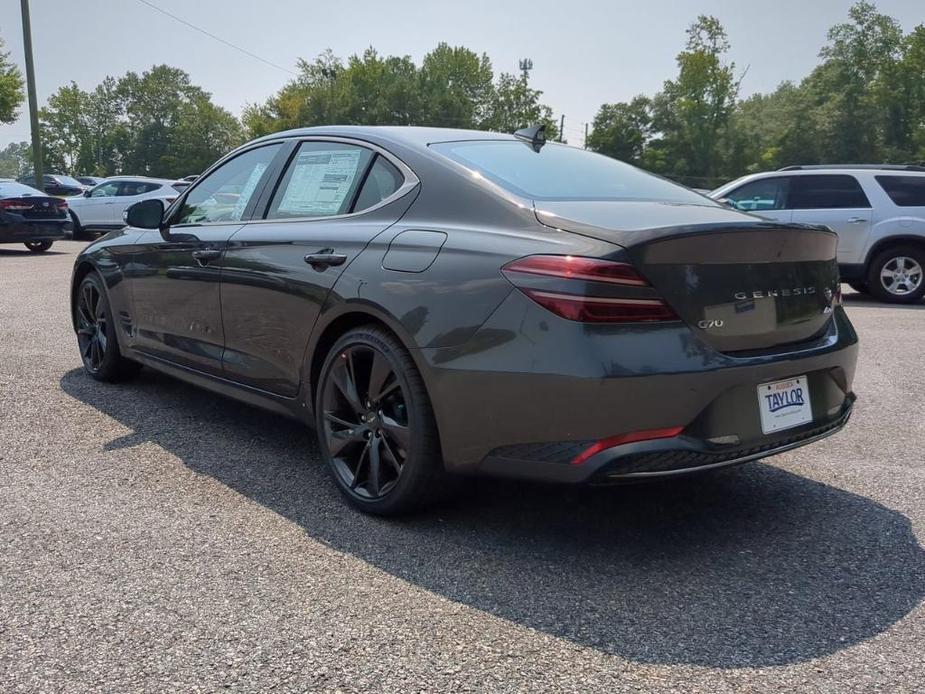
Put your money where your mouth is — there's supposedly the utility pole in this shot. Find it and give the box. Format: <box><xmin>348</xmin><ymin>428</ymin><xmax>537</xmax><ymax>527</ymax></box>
<box><xmin>584</xmin><ymin>122</ymin><xmax>589</xmax><ymax>149</ymax></box>
<box><xmin>559</xmin><ymin>114</ymin><xmax>565</xmax><ymax>143</ymax></box>
<box><xmin>20</xmin><ymin>0</ymin><xmax>43</xmax><ymax>187</ymax></box>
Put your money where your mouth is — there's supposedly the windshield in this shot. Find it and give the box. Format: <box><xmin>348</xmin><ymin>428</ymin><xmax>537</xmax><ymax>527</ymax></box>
<box><xmin>431</xmin><ymin>140</ymin><xmax>712</xmax><ymax>204</ymax></box>
<box><xmin>0</xmin><ymin>181</ymin><xmax>45</xmax><ymax>197</ymax></box>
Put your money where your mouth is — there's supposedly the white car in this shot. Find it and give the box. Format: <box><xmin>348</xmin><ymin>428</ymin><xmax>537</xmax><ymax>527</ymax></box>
<box><xmin>68</xmin><ymin>177</ymin><xmax>186</xmax><ymax>239</ymax></box>
<box><xmin>711</xmin><ymin>165</ymin><xmax>925</xmax><ymax>303</ymax></box>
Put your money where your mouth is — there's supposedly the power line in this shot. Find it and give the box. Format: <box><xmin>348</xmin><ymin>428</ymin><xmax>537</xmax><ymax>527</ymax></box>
<box><xmin>135</xmin><ymin>0</ymin><xmax>296</xmax><ymax>76</ymax></box>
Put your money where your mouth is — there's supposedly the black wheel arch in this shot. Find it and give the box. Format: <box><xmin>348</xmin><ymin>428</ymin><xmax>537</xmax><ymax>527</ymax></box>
<box><xmin>304</xmin><ymin>301</ymin><xmax>432</xmax><ymax>411</ymax></box>
<box><xmin>864</xmin><ymin>235</ymin><xmax>925</xmax><ymax>270</ymax></box>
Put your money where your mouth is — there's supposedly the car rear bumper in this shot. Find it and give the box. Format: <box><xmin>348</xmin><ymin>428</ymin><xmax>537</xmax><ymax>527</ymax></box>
<box><xmin>419</xmin><ymin>291</ymin><xmax>859</xmax><ymax>481</ymax></box>
<box><xmin>0</xmin><ymin>220</ymin><xmax>72</xmax><ymax>243</ymax></box>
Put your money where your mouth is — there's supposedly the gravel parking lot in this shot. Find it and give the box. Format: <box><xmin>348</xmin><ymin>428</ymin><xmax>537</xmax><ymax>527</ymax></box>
<box><xmin>1</xmin><ymin>240</ymin><xmax>923</xmax><ymax>693</ymax></box>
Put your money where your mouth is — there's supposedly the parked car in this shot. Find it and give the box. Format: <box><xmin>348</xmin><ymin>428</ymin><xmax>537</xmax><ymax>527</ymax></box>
<box><xmin>76</xmin><ymin>175</ymin><xmax>106</xmax><ymax>187</ymax></box>
<box><xmin>17</xmin><ymin>173</ymin><xmax>86</xmax><ymax>197</ymax></box>
<box><xmin>70</xmin><ymin>126</ymin><xmax>858</xmax><ymax>515</ymax></box>
<box><xmin>0</xmin><ymin>180</ymin><xmax>72</xmax><ymax>252</ymax></box>
<box><xmin>711</xmin><ymin>165</ymin><xmax>925</xmax><ymax>303</ymax></box>
<box><xmin>67</xmin><ymin>176</ymin><xmax>187</xmax><ymax>239</ymax></box>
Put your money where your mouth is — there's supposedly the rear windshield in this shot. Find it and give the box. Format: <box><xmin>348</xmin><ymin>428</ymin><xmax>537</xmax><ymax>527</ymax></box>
<box><xmin>55</xmin><ymin>175</ymin><xmax>84</xmax><ymax>187</ymax></box>
<box><xmin>0</xmin><ymin>181</ymin><xmax>45</xmax><ymax>197</ymax></box>
<box><xmin>876</xmin><ymin>175</ymin><xmax>925</xmax><ymax>207</ymax></box>
<box><xmin>431</xmin><ymin>140</ymin><xmax>711</xmax><ymax>204</ymax></box>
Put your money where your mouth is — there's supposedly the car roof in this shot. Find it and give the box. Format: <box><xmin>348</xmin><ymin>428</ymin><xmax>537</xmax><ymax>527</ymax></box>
<box><xmin>251</xmin><ymin>125</ymin><xmax>516</xmax><ymax>149</ymax></box>
<box><xmin>103</xmin><ymin>176</ymin><xmax>174</xmax><ymax>184</ymax></box>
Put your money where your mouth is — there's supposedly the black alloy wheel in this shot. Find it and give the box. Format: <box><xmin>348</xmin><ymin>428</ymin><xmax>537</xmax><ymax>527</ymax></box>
<box><xmin>24</xmin><ymin>240</ymin><xmax>52</xmax><ymax>252</ymax></box>
<box><xmin>74</xmin><ymin>273</ymin><xmax>141</xmax><ymax>382</ymax></box>
<box><xmin>316</xmin><ymin>326</ymin><xmax>444</xmax><ymax>515</ymax></box>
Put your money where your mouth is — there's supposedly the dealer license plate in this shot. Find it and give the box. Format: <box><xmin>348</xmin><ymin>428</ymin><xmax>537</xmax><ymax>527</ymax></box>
<box><xmin>757</xmin><ymin>376</ymin><xmax>813</xmax><ymax>434</ymax></box>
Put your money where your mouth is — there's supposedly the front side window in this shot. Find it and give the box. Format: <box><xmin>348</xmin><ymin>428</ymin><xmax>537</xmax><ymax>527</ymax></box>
<box><xmin>267</xmin><ymin>142</ymin><xmax>374</xmax><ymax>219</ymax></box>
<box><xmin>789</xmin><ymin>175</ymin><xmax>870</xmax><ymax>209</ymax></box>
<box><xmin>91</xmin><ymin>181</ymin><xmax>120</xmax><ymax>198</ymax></box>
<box><xmin>876</xmin><ymin>175</ymin><xmax>925</xmax><ymax>207</ymax></box>
<box><xmin>724</xmin><ymin>177</ymin><xmax>788</xmax><ymax>211</ymax></box>
<box><xmin>173</xmin><ymin>144</ymin><xmax>281</xmax><ymax>225</ymax></box>
<box><xmin>431</xmin><ymin>140</ymin><xmax>712</xmax><ymax>204</ymax></box>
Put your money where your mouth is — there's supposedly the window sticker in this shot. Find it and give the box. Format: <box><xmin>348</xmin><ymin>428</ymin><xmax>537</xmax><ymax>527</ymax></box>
<box><xmin>277</xmin><ymin>149</ymin><xmax>362</xmax><ymax>217</ymax></box>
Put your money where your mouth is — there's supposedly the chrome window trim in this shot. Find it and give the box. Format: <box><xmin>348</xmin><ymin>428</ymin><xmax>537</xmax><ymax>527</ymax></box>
<box><xmin>169</xmin><ymin>136</ymin><xmax>419</xmax><ymax>229</ymax></box>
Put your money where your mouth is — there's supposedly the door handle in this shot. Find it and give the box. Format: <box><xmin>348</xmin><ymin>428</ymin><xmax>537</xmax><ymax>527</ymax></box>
<box><xmin>847</xmin><ymin>216</ymin><xmax>867</xmax><ymax>224</ymax></box>
<box><xmin>304</xmin><ymin>249</ymin><xmax>348</xmax><ymax>270</ymax></box>
<box><xmin>191</xmin><ymin>249</ymin><xmax>222</xmax><ymax>266</ymax></box>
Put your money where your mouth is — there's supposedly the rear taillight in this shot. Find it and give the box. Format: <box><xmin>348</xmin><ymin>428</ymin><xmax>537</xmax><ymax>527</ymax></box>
<box><xmin>502</xmin><ymin>255</ymin><xmax>679</xmax><ymax>323</ymax></box>
<box><xmin>0</xmin><ymin>199</ymin><xmax>33</xmax><ymax>212</ymax></box>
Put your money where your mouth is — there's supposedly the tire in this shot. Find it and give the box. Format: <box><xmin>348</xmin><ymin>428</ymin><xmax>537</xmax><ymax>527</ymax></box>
<box><xmin>847</xmin><ymin>282</ymin><xmax>867</xmax><ymax>294</ymax></box>
<box><xmin>314</xmin><ymin>325</ymin><xmax>446</xmax><ymax>516</ymax></box>
<box><xmin>69</xmin><ymin>211</ymin><xmax>87</xmax><ymax>241</ymax></box>
<box><xmin>866</xmin><ymin>245</ymin><xmax>925</xmax><ymax>304</ymax></box>
<box><xmin>74</xmin><ymin>272</ymin><xmax>142</xmax><ymax>382</ymax></box>
<box><xmin>24</xmin><ymin>240</ymin><xmax>52</xmax><ymax>252</ymax></box>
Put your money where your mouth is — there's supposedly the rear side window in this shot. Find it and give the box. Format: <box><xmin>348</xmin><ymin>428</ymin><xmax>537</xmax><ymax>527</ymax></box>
<box><xmin>353</xmin><ymin>156</ymin><xmax>403</xmax><ymax>212</ymax></box>
<box><xmin>789</xmin><ymin>175</ymin><xmax>870</xmax><ymax>209</ymax></box>
<box><xmin>267</xmin><ymin>142</ymin><xmax>374</xmax><ymax>219</ymax></box>
<box><xmin>431</xmin><ymin>140</ymin><xmax>711</xmax><ymax>204</ymax></box>
<box><xmin>118</xmin><ymin>181</ymin><xmax>162</xmax><ymax>196</ymax></box>
<box><xmin>724</xmin><ymin>177</ymin><xmax>789</xmax><ymax>211</ymax></box>
<box><xmin>876</xmin><ymin>175</ymin><xmax>925</xmax><ymax>207</ymax></box>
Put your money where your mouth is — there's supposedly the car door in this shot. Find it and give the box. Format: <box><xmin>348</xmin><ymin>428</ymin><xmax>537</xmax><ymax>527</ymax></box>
<box><xmin>219</xmin><ymin>139</ymin><xmax>417</xmax><ymax>396</ymax></box>
<box><xmin>788</xmin><ymin>174</ymin><xmax>872</xmax><ymax>264</ymax></box>
<box><xmin>80</xmin><ymin>181</ymin><xmax>121</xmax><ymax>226</ymax></box>
<box><xmin>721</xmin><ymin>176</ymin><xmax>793</xmax><ymax>224</ymax></box>
<box><xmin>128</xmin><ymin>143</ymin><xmax>284</xmax><ymax>376</ymax></box>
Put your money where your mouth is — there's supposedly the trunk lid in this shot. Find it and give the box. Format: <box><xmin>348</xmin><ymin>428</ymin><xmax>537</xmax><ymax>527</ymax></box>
<box><xmin>535</xmin><ymin>200</ymin><xmax>840</xmax><ymax>353</ymax></box>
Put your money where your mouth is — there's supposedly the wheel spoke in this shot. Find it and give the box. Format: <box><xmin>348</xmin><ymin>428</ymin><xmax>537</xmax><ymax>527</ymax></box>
<box><xmin>97</xmin><ymin>328</ymin><xmax>108</xmax><ymax>352</ymax></box>
<box><xmin>367</xmin><ymin>436</ymin><xmax>382</xmax><ymax>497</ymax></box>
<box><xmin>380</xmin><ymin>435</ymin><xmax>403</xmax><ymax>476</ymax></box>
<box><xmin>381</xmin><ymin>414</ymin><xmax>410</xmax><ymax>453</ymax></box>
<box><xmin>350</xmin><ymin>441</ymin><xmax>370</xmax><ymax>490</ymax></box>
<box><xmin>81</xmin><ymin>337</ymin><xmax>93</xmax><ymax>359</ymax></box>
<box><xmin>332</xmin><ymin>352</ymin><xmax>363</xmax><ymax>415</ymax></box>
<box><xmin>90</xmin><ymin>338</ymin><xmax>101</xmax><ymax>368</ymax></box>
<box><xmin>324</xmin><ymin>411</ymin><xmax>359</xmax><ymax>429</ymax></box>
<box><xmin>328</xmin><ymin>427</ymin><xmax>364</xmax><ymax>458</ymax></box>
<box><xmin>366</xmin><ymin>351</ymin><xmax>394</xmax><ymax>403</ymax></box>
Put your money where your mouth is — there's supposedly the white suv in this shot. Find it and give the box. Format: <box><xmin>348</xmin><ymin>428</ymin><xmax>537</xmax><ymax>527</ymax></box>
<box><xmin>68</xmin><ymin>177</ymin><xmax>186</xmax><ymax>239</ymax></box>
<box><xmin>711</xmin><ymin>165</ymin><xmax>925</xmax><ymax>303</ymax></box>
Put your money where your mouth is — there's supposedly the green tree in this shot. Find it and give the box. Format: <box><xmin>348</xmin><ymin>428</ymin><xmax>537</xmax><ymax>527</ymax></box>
<box><xmin>0</xmin><ymin>35</ymin><xmax>24</xmax><ymax>124</ymax></box>
<box><xmin>39</xmin><ymin>83</ymin><xmax>89</xmax><ymax>173</ymax></box>
<box><xmin>419</xmin><ymin>43</ymin><xmax>494</xmax><ymax>128</ymax></box>
<box><xmin>482</xmin><ymin>72</ymin><xmax>558</xmax><ymax>139</ymax></box>
<box><xmin>646</xmin><ymin>15</ymin><xmax>739</xmax><ymax>184</ymax></box>
<box><xmin>585</xmin><ymin>96</ymin><xmax>651</xmax><ymax>164</ymax></box>
<box><xmin>0</xmin><ymin>141</ymin><xmax>30</xmax><ymax>177</ymax></box>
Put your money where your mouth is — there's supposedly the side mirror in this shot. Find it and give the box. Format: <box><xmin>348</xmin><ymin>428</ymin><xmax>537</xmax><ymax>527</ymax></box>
<box><xmin>83</xmin><ymin>189</ymin><xmax>91</xmax><ymax>197</ymax></box>
<box><xmin>125</xmin><ymin>198</ymin><xmax>165</xmax><ymax>230</ymax></box>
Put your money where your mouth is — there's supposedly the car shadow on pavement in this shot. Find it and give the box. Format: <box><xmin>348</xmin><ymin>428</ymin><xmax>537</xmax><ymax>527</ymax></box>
<box><xmin>60</xmin><ymin>367</ymin><xmax>925</xmax><ymax>669</ymax></box>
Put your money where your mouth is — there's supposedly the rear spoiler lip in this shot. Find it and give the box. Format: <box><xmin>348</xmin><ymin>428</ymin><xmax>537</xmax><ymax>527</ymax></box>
<box><xmin>535</xmin><ymin>204</ymin><xmax>836</xmax><ymax>249</ymax></box>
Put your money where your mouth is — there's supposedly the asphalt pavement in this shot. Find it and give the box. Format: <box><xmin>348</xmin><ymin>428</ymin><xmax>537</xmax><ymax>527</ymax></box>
<box><xmin>1</xmin><ymin>241</ymin><xmax>923</xmax><ymax>692</ymax></box>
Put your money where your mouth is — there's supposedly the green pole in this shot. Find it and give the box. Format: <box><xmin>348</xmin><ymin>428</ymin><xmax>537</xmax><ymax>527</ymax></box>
<box><xmin>20</xmin><ymin>0</ymin><xmax>43</xmax><ymax>188</ymax></box>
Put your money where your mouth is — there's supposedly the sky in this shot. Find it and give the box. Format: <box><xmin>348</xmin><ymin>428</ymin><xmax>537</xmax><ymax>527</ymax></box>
<box><xmin>0</xmin><ymin>0</ymin><xmax>922</xmax><ymax>149</ymax></box>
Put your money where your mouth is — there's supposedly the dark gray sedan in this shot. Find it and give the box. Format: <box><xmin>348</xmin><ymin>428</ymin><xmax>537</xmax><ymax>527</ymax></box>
<box><xmin>69</xmin><ymin>126</ymin><xmax>858</xmax><ymax>515</ymax></box>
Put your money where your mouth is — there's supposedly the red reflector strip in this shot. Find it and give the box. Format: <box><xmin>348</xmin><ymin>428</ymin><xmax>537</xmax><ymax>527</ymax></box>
<box><xmin>0</xmin><ymin>200</ymin><xmax>33</xmax><ymax>211</ymax></box>
<box><xmin>523</xmin><ymin>289</ymin><xmax>678</xmax><ymax>323</ymax></box>
<box><xmin>503</xmin><ymin>255</ymin><xmax>649</xmax><ymax>286</ymax></box>
<box><xmin>571</xmin><ymin>426</ymin><xmax>685</xmax><ymax>466</ymax></box>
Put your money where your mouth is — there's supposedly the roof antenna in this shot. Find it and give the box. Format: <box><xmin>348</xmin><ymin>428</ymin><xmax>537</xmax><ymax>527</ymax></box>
<box><xmin>514</xmin><ymin>124</ymin><xmax>546</xmax><ymax>152</ymax></box>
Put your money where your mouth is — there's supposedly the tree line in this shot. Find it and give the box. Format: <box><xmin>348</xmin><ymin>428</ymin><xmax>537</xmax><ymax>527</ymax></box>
<box><xmin>1</xmin><ymin>2</ymin><xmax>922</xmax><ymax>188</ymax></box>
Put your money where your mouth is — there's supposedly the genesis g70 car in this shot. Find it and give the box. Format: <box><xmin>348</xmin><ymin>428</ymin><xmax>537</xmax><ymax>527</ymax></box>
<box><xmin>70</xmin><ymin>126</ymin><xmax>858</xmax><ymax>515</ymax></box>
